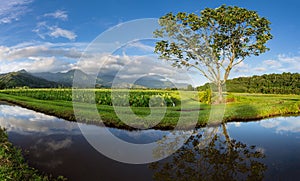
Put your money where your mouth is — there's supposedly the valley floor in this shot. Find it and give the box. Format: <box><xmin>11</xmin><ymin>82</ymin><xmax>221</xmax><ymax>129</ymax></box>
<box><xmin>0</xmin><ymin>91</ymin><xmax>299</xmax><ymax>180</ymax></box>
<box><xmin>0</xmin><ymin>91</ymin><xmax>299</xmax><ymax>130</ymax></box>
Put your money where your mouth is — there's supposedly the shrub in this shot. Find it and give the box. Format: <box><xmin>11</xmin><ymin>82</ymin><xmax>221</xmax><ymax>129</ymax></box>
<box><xmin>225</xmin><ymin>93</ymin><xmax>235</xmax><ymax>103</ymax></box>
<box><xmin>198</xmin><ymin>89</ymin><xmax>212</xmax><ymax>104</ymax></box>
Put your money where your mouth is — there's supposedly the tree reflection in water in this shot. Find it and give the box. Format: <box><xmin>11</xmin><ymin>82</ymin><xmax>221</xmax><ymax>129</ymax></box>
<box><xmin>150</xmin><ymin>123</ymin><xmax>267</xmax><ymax>181</ymax></box>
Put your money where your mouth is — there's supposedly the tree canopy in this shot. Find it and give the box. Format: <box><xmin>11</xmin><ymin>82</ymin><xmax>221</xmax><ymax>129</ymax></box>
<box><xmin>198</xmin><ymin>72</ymin><xmax>300</xmax><ymax>95</ymax></box>
<box><xmin>154</xmin><ymin>5</ymin><xmax>272</xmax><ymax>102</ymax></box>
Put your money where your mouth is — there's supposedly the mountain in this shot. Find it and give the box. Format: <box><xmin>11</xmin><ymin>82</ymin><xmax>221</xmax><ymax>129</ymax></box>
<box><xmin>2</xmin><ymin>69</ymin><xmax>298</xmax><ymax>92</ymax></box>
<box><xmin>0</xmin><ymin>70</ymin><xmax>59</xmax><ymax>89</ymax></box>
<box><xmin>0</xmin><ymin>69</ymin><xmax>190</xmax><ymax>89</ymax></box>
<box><xmin>96</xmin><ymin>72</ymin><xmax>116</xmax><ymax>87</ymax></box>
<box><xmin>197</xmin><ymin>72</ymin><xmax>300</xmax><ymax>95</ymax></box>
<box><xmin>134</xmin><ymin>75</ymin><xmax>187</xmax><ymax>89</ymax></box>
<box><xmin>32</xmin><ymin>69</ymin><xmax>97</xmax><ymax>87</ymax></box>
<box><xmin>97</xmin><ymin>73</ymin><xmax>189</xmax><ymax>89</ymax></box>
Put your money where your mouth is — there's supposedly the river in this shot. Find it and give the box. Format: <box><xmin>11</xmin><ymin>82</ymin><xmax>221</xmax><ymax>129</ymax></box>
<box><xmin>0</xmin><ymin>103</ymin><xmax>300</xmax><ymax>180</ymax></box>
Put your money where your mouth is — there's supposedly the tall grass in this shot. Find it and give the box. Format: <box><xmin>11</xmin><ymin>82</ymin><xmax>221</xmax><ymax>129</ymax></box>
<box><xmin>0</xmin><ymin>89</ymin><xmax>180</xmax><ymax>107</ymax></box>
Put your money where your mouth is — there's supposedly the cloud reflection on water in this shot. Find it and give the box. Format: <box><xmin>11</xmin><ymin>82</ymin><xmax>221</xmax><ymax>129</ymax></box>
<box><xmin>0</xmin><ymin>105</ymin><xmax>80</xmax><ymax>135</ymax></box>
<box><xmin>260</xmin><ymin>116</ymin><xmax>300</xmax><ymax>133</ymax></box>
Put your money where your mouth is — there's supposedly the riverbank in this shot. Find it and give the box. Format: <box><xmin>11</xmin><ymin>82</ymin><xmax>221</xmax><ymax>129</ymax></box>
<box><xmin>0</xmin><ymin>92</ymin><xmax>299</xmax><ymax>130</ymax></box>
<box><xmin>0</xmin><ymin>128</ymin><xmax>66</xmax><ymax>180</ymax></box>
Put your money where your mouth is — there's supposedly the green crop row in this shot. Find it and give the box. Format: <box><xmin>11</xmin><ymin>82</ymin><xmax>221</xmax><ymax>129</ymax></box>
<box><xmin>0</xmin><ymin>89</ymin><xmax>180</xmax><ymax>107</ymax></box>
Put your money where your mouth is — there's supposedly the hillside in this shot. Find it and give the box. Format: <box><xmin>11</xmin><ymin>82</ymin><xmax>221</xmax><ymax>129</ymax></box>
<box><xmin>34</xmin><ymin>70</ymin><xmax>188</xmax><ymax>89</ymax></box>
<box><xmin>32</xmin><ymin>69</ymin><xmax>99</xmax><ymax>87</ymax></box>
<box><xmin>96</xmin><ymin>72</ymin><xmax>188</xmax><ymax>88</ymax></box>
<box><xmin>0</xmin><ymin>70</ymin><xmax>59</xmax><ymax>89</ymax></box>
<box><xmin>0</xmin><ymin>69</ymin><xmax>187</xmax><ymax>89</ymax></box>
<box><xmin>197</xmin><ymin>72</ymin><xmax>300</xmax><ymax>94</ymax></box>
<box><xmin>8</xmin><ymin>70</ymin><xmax>298</xmax><ymax>91</ymax></box>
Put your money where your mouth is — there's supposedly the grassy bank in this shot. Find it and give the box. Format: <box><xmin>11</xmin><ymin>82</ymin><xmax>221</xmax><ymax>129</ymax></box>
<box><xmin>0</xmin><ymin>128</ymin><xmax>66</xmax><ymax>181</ymax></box>
<box><xmin>224</xmin><ymin>93</ymin><xmax>300</xmax><ymax>121</ymax></box>
<box><xmin>0</xmin><ymin>90</ymin><xmax>299</xmax><ymax>129</ymax></box>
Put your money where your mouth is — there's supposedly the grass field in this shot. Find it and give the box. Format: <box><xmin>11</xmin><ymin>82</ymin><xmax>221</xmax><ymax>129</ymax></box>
<box><xmin>0</xmin><ymin>89</ymin><xmax>299</xmax><ymax>129</ymax></box>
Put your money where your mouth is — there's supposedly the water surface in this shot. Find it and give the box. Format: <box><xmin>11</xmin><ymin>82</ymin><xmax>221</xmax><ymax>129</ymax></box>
<box><xmin>0</xmin><ymin>103</ymin><xmax>300</xmax><ymax>180</ymax></box>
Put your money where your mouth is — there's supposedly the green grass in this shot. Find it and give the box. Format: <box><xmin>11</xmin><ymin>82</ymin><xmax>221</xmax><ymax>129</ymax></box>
<box><xmin>0</xmin><ymin>89</ymin><xmax>299</xmax><ymax>129</ymax></box>
<box><xmin>224</xmin><ymin>93</ymin><xmax>300</xmax><ymax>121</ymax></box>
<box><xmin>0</xmin><ymin>91</ymin><xmax>202</xmax><ymax>129</ymax></box>
<box><xmin>0</xmin><ymin>128</ymin><xmax>66</xmax><ymax>181</ymax></box>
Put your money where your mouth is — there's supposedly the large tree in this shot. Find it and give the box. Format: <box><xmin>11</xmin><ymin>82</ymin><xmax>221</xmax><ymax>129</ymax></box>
<box><xmin>154</xmin><ymin>5</ymin><xmax>272</xmax><ymax>103</ymax></box>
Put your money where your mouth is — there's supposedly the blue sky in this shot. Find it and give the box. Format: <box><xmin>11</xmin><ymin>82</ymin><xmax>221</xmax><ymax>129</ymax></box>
<box><xmin>0</xmin><ymin>0</ymin><xmax>299</xmax><ymax>86</ymax></box>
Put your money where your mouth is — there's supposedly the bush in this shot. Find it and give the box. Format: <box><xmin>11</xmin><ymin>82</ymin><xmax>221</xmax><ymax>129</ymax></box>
<box><xmin>225</xmin><ymin>93</ymin><xmax>236</xmax><ymax>103</ymax></box>
<box><xmin>198</xmin><ymin>89</ymin><xmax>212</xmax><ymax>104</ymax></box>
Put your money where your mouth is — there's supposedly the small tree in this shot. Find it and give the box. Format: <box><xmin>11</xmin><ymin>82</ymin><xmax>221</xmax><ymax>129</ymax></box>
<box><xmin>154</xmin><ymin>5</ymin><xmax>272</xmax><ymax>103</ymax></box>
<box><xmin>187</xmin><ymin>84</ymin><xmax>194</xmax><ymax>91</ymax></box>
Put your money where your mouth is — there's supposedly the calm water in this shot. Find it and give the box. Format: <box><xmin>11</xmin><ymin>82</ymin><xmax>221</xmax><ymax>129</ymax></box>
<box><xmin>0</xmin><ymin>103</ymin><xmax>300</xmax><ymax>180</ymax></box>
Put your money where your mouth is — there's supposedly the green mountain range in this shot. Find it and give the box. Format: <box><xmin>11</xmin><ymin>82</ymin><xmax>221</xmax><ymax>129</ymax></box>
<box><xmin>3</xmin><ymin>69</ymin><xmax>298</xmax><ymax>93</ymax></box>
<box><xmin>197</xmin><ymin>72</ymin><xmax>300</xmax><ymax>94</ymax></box>
<box><xmin>0</xmin><ymin>69</ymin><xmax>187</xmax><ymax>89</ymax></box>
<box><xmin>0</xmin><ymin>70</ymin><xmax>59</xmax><ymax>89</ymax></box>
<box><xmin>32</xmin><ymin>69</ymin><xmax>98</xmax><ymax>87</ymax></box>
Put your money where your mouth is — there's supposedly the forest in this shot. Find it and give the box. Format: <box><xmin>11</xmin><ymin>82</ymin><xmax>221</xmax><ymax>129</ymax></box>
<box><xmin>197</xmin><ymin>72</ymin><xmax>300</xmax><ymax>94</ymax></box>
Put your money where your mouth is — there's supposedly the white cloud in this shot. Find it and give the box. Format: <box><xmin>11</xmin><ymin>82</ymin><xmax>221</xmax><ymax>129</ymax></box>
<box><xmin>32</xmin><ymin>21</ymin><xmax>48</xmax><ymax>39</ymax></box>
<box><xmin>44</xmin><ymin>10</ymin><xmax>68</xmax><ymax>21</ymax></box>
<box><xmin>232</xmin><ymin>54</ymin><xmax>300</xmax><ymax>77</ymax></box>
<box><xmin>254</xmin><ymin>67</ymin><xmax>266</xmax><ymax>72</ymax></box>
<box><xmin>33</xmin><ymin>22</ymin><xmax>77</xmax><ymax>40</ymax></box>
<box><xmin>0</xmin><ymin>56</ymin><xmax>71</xmax><ymax>73</ymax></box>
<box><xmin>276</xmin><ymin>54</ymin><xmax>300</xmax><ymax>72</ymax></box>
<box><xmin>278</xmin><ymin>54</ymin><xmax>300</xmax><ymax>63</ymax></box>
<box><xmin>276</xmin><ymin>55</ymin><xmax>300</xmax><ymax>72</ymax></box>
<box><xmin>28</xmin><ymin>56</ymin><xmax>71</xmax><ymax>72</ymax></box>
<box><xmin>0</xmin><ymin>43</ymin><xmax>83</xmax><ymax>61</ymax></box>
<box><xmin>263</xmin><ymin>59</ymin><xmax>282</xmax><ymax>68</ymax></box>
<box><xmin>73</xmin><ymin>53</ymin><xmax>191</xmax><ymax>83</ymax></box>
<box><xmin>71</xmin><ymin>53</ymin><xmax>114</xmax><ymax>74</ymax></box>
<box><xmin>0</xmin><ymin>41</ymin><xmax>196</xmax><ymax>85</ymax></box>
<box><xmin>49</xmin><ymin>27</ymin><xmax>77</xmax><ymax>40</ymax></box>
<box><xmin>233</xmin><ymin>62</ymin><xmax>250</xmax><ymax>73</ymax></box>
<box><xmin>0</xmin><ymin>0</ymin><xmax>33</xmax><ymax>24</ymax></box>
<box><xmin>126</xmin><ymin>41</ymin><xmax>155</xmax><ymax>53</ymax></box>
<box><xmin>0</xmin><ymin>42</ymin><xmax>87</xmax><ymax>73</ymax></box>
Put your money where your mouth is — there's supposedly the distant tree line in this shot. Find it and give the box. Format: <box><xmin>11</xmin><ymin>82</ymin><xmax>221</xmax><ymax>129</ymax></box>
<box><xmin>197</xmin><ymin>72</ymin><xmax>300</xmax><ymax>95</ymax></box>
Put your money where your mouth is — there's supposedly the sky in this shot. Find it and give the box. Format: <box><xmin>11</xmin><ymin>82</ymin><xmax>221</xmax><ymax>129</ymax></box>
<box><xmin>0</xmin><ymin>0</ymin><xmax>299</xmax><ymax>86</ymax></box>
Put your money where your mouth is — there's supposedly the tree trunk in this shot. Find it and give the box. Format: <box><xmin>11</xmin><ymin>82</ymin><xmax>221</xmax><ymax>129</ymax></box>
<box><xmin>216</xmin><ymin>81</ymin><xmax>223</xmax><ymax>104</ymax></box>
<box><xmin>222</xmin><ymin>123</ymin><xmax>233</xmax><ymax>154</ymax></box>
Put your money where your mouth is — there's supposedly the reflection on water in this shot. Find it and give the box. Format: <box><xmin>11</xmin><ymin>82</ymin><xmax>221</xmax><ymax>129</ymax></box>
<box><xmin>0</xmin><ymin>104</ymin><xmax>161</xmax><ymax>181</ymax></box>
<box><xmin>260</xmin><ymin>116</ymin><xmax>300</xmax><ymax>133</ymax></box>
<box><xmin>150</xmin><ymin>124</ymin><xmax>267</xmax><ymax>181</ymax></box>
<box><xmin>0</xmin><ymin>103</ymin><xmax>300</xmax><ymax>180</ymax></box>
<box><xmin>0</xmin><ymin>105</ymin><xmax>80</xmax><ymax>135</ymax></box>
